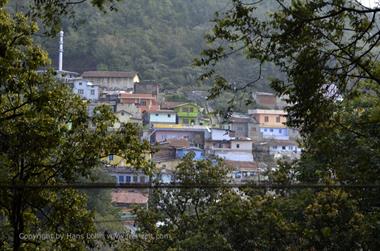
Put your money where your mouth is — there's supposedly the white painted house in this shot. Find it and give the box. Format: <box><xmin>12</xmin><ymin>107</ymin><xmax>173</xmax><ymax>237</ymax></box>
<box><xmin>73</xmin><ymin>79</ymin><xmax>99</xmax><ymax>101</ymax></box>
<box><xmin>260</xmin><ymin>127</ymin><xmax>289</xmax><ymax>140</ymax></box>
<box><xmin>148</xmin><ymin>110</ymin><xmax>177</xmax><ymax>124</ymax></box>
<box><xmin>208</xmin><ymin>137</ymin><xmax>254</xmax><ymax>162</ymax></box>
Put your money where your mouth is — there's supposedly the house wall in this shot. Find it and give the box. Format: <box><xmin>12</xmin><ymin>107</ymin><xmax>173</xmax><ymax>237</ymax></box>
<box><xmin>175</xmin><ymin>104</ymin><xmax>199</xmax><ymax>117</ymax></box>
<box><xmin>153</xmin><ymin>147</ymin><xmax>176</xmax><ymax>162</ymax></box>
<box><xmin>152</xmin><ymin>131</ymin><xmax>204</xmax><ymax>148</ymax></box>
<box><xmin>134</xmin><ymin>82</ymin><xmax>159</xmax><ymax>96</ymax></box>
<box><xmin>260</xmin><ymin>127</ymin><xmax>289</xmax><ymax>140</ymax></box>
<box><xmin>120</xmin><ymin>97</ymin><xmax>159</xmax><ymax>113</ymax></box>
<box><xmin>111</xmin><ymin>173</ymin><xmax>150</xmax><ymax>184</ymax></box>
<box><xmin>231</xmin><ymin>141</ymin><xmax>252</xmax><ymax>150</ymax></box>
<box><xmin>84</xmin><ymin>77</ymin><xmax>136</xmax><ymax>91</ymax></box>
<box><xmin>149</xmin><ymin>113</ymin><xmax>176</xmax><ymax>124</ymax></box>
<box><xmin>73</xmin><ymin>80</ymin><xmax>99</xmax><ymax>100</ymax></box>
<box><xmin>210</xmin><ymin>129</ymin><xmax>232</xmax><ymax>141</ymax></box>
<box><xmin>230</xmin><ymin>122</ymin><xmax>249</xmax><ymax>138</ymax></box>
<box><xmin>213</xmin><ymin>150</ymin><xmax>254</xmax><ymax>162</ymax></box>
<box><xmin>116</xmin><ymin>103</ymin><xmax>142</xmax><ymax>119</ymax></box>
<box><xmin>253</xmin><ymin>113</ymin><xmax>287</xmax><ymax>126</ymax></box>
<box><xmin>175</xmin><ymin>104</ymin><xmax>200</xmax><ymax>125</ymax></box>
<box><xmin>205</xmin><ymin>141</ymin><xmax>231</xmax><ymax>149</ymax></box>
<box><xmin>269</xmin><ymin>145</ymin><xmax>302</xmax><ymax>154</ymax></box>
<box><xmin>176</xmin><ymin>149</ymin><xmax>204</xmax><ymax>160</ymax></box>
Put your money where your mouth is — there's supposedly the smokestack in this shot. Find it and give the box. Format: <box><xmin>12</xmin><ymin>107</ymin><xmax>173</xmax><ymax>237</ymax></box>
<box><xmin>58</xmin><ymin>30</ymin><xmax>64</xmax><ymax>71</ymax></box>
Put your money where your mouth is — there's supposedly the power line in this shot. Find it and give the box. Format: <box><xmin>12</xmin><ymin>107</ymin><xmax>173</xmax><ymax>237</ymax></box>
<box><xmin>0</xmin><ymin>183</ymin><xmax>380</xmax><ymax>189</ymax></box>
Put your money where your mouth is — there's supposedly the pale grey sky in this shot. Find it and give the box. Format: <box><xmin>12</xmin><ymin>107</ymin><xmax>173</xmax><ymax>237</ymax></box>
<box><xmin>359</xmin><ymin>0</ymin><xmax>378</xmax><ymax>8</ymax></box>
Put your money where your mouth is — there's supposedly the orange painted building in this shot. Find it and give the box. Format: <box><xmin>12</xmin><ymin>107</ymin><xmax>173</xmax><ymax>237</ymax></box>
<box><xmin>248</xmin><ymin>109</ymin><xmax>287</xmax><ymax>127</ymax></box>
<box><xmin>119</xmin><ymin>93</ymin><xmax>159</xmax><ymax>113</ymax></box>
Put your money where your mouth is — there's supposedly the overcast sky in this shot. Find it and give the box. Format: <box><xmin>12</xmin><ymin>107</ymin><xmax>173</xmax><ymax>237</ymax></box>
<box><xmin>358</xmin><ymin>0</ymin><xmax>379</xmax><ymax>7</ymax></box>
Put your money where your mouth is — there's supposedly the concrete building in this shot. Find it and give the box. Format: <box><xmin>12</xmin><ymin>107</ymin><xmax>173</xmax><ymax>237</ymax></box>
<box><xmin>206</xmin><ymin>137</ymin><xmax>254</xmax><ymax>162</ymax></box>
<box><xmin>119</xmin><ymin>93</ymin><xmax>159</xmax><ymax>113</ymax></box>
<box><xmin>73</xmin><ymin>79</ymin><xmax>99</xmax><ymax>101</ymax></box>
<box><xmin>149</xmin><ymin>124</ymin><xmax>208</xmax><ymax>149</ymax></box>
<box><xmin>224</xmin><ymin>113</ymin><xmax>257</xmax><ymax>138</ymax></box>
<box><xmin>145</xmin><ymin>110</ymin><xmax>177</xmax><ymax>125</ymax></box>
<box><xmin>249</xmin><ymin>109</ymin><xmax>287</xmax><ymax>127</ymax></box>
<box><xmin>81</xmin><ymin>71</ymin><xmax>140</xmax><ymax>91</ymax></box>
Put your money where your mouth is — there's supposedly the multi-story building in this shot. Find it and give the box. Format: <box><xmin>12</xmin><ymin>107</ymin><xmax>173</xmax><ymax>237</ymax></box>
<box><xmin>119</xmin><ymin>93</ymin><xmax>159</xmax><ymax>113</ymax></box>
<box><xmin>161</xmin><ymin>102</ymin><xmax>202</xmax><ymax>125</ymax></box>
<box><xmin>81</xmin><ymin>71</ymin><xmax>140</xmax><ymax>91</ymax></box>
<box><xmin>144</xmin><ymin>110</ymin><xmax>177</xmax><ymax>125</ymax></box>
<box><xmin>224</xmin><ymin>113</ymin><xmax>257</xmax><ymax>138</ymax></box>
<box><xmin>149</xmin><ymin>124</ymin><xmax>207</xmax><ymax>149</ymax></box>
<box><xmin>73</xmin><ymin>79</ymin><xmax>99</xmax><ymax>101</ymax></box>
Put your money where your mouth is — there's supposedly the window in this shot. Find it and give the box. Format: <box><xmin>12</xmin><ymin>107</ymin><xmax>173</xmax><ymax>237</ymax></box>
<box><xmin>282</xmin><ymin>146</ymin><xmax>286</xmax><ymax>150</ymax></box>
<box><xmin>183</xmin><ymin>118</ymin><xmax>189</xmax><ymax>124</ymax></box>
<box><xmin>140</xmin><ymin>100</ymin><xmax>146</xmax><ymax>106</ymax></box>
<box><xmin>132</xmin><ymin>176</ymin><xmax>138</xmax><ymax>183</ymax></box>
<box><xmin>79</xmin><ymin>82</ymin><xmax>82</xmax><ymax>85</ymax></box>
<box><xmin>109</xmin><ymin>154</ymin><xmax>114</xmax><ymax>161</ymax></box>
<box><xmin>264</xmin><ymin>128</ymin><xmax>267</xmax><ymax>132</ymax></box>
<box><xmin>182</xmin><ymin>107</ymin><xmax>189</xmax><ymax>112</ymax></box>
<box><xmin>121</xmin><ymin>112</ymin><xmax>124</xmax><ymax>116</ymax></box>
<box><xmin>270</xmin><ymin>129</ymin><xmax>273</xmax><ymax>132</ymax></box>
<box><xmin>279</xmin><ymin>129</ymin><xmax>282</xmax><ymax>133</ymax></box>
<box><xmin>168</xmin><ymin>114</ymin><xmax>171</xmax><ymax>118</ymax></box>
<box><xmin>289</xmin><ymin>146</ymin><xmax>293</xmax><ymax>150</ymax></box>
<box><xmin>140</xmin><ymin>176</ymin><xmax>146</xmax><ymax>183</ymax></box>
<box><xmin>236</xmin><ymin>144</ymin><xmax>240</xmax><ymax>149</ymax></box>
<box><xmin>273</xmin><ymin>146</ymin><xmax>278</xmax><ymax>149</ymax></box>
<box><xmin>264</xmin><ymin>116</ymin><xmax>269</xmax><ymax>122</ymax></box>
<box><xmin>90</xmin><ymin>89</ymin><xmax>95</xmax><ymax>95</ymax></box>
<box><xmin>189</xmin><ymin>107</ymin><xmax>194</xmax><ymax>112</ymax></box>
<box><xmin>276</xmin><ymin>116</ymin><xmax>280</xmax><ymax>123</ymax></box>
<box><xmin>155</xmin><ymin>114</ymin><xmax>159</xmax><ymax>116</ymax></box>
<box><xmin>125</xmin><ymin>176</ymin><xmax>131</xmax><ymax>183</ymax></box>
<box><xmin>78</xmin><ymin>89</ymin><xmax>84</xmax><ymax>94</ymax></box>
<box><xmin>118</xmin><ymin>176</ymin><xmax>124</xmax><ymax>184</ymax></box>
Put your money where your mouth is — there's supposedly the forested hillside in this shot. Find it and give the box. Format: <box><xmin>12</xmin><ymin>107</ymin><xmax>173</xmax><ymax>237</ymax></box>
<box><xmin>35</xmin><ymin>0</ymin><xmax>277</xmax><ymax>91</ymax></box>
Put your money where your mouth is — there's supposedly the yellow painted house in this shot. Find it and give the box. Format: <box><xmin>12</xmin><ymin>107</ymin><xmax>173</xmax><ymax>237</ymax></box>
<box><xmin>102</xmin><ymin>152</ymin><xmax>152</xmax><ymax>168</ymax></box>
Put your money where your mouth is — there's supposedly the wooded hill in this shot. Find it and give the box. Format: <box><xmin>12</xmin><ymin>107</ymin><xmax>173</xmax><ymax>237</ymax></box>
<box><xmin>36</xmin><ymin>0</ymin><xmax>278</xmax><ymax>92</ymax></box>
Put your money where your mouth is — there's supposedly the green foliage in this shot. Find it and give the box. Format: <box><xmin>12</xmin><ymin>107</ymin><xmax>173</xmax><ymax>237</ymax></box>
<box><xmin>0</xmin><ymin>3</ymin><xmax>151</xmax><ymax>249</ymax></box>
<box><xmin>21</xmin><ymin>0</ymin><xmax>279</xmax><ymax>92</ymax></box>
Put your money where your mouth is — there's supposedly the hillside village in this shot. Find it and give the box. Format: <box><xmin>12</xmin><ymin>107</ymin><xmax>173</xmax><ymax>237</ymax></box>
<box><xmin>57</xmin><ymin>69</ymin><xmax>302</xmax><ymax>227</ymax></box>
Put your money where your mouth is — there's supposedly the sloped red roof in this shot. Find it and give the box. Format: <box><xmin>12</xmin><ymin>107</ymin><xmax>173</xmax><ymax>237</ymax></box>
<box><xmin>82</xmin><ymin>71</ymin><xmax>138</xmax><ymax>78</ymax></box>
<box><xmin>225</xmin><ymin>160</ymin><xmax>258</xmax><ymax>171</ymax></box>
<box><xmin>111</xmin><ymin>191</ymin><xmax>148</xmax><ymax>204</ymax></box>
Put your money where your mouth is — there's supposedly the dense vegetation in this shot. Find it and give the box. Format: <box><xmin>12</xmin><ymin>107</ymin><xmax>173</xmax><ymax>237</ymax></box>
<box><xmin>35</xmin><ymin>0</ymin><xmax>279</xmax><ymax>91</ymax></box>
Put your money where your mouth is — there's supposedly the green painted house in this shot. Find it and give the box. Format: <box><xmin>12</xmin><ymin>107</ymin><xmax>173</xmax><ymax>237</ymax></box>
<box><xmin>173</xmin><ymin>103</ymin><xmax>201</xmax><ymax>125</ymax></box>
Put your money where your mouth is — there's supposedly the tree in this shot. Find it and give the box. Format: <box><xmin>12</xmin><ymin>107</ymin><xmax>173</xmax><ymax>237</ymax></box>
<box><xmin>193</xmin><ymin>0</ymin><xmax>380</xmax><ymax>249</ymax></box>
<box><xmin>121</xmin><ymin>154</ymin><xmax>232</xmax><ymax>251</ymax></box>
<box><xmin>0</xmin><ymin>3</ymin><xmax>151</xmax><ymax>250</ymax></box>
<box><xmin>196</xmin><ymin>0</ymin><xmax>380</xmax><ymax>130</ymax></box>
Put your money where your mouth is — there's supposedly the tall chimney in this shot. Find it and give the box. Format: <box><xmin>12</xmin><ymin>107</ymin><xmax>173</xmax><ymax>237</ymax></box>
<box><xmin>58</xmin><ymin>30</ymin><xmax>64</xmax><ymax>71</ymax></box>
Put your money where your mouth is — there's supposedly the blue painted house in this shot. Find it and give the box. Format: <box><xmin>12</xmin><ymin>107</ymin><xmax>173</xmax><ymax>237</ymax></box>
<box><xmin>176</xmin><ymin>147</ymin><xmax>205</xmax><ymax>160</ymax></box>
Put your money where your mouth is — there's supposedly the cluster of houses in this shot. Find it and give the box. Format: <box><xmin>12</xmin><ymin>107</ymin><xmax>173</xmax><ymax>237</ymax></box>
<box><xmin>56</xmin><ymin>69</ymin><xmax>303</xmax><ymax>228</ymax></box>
